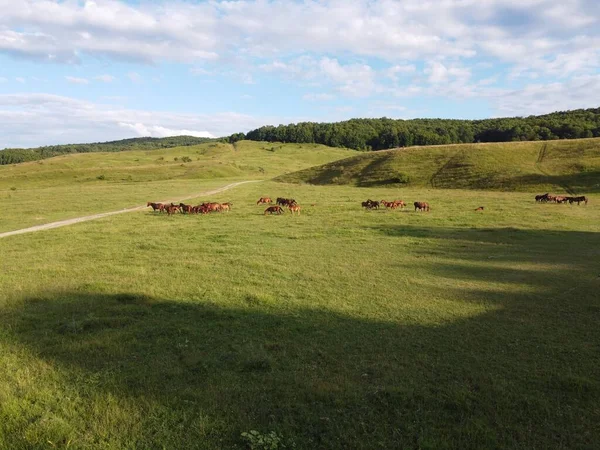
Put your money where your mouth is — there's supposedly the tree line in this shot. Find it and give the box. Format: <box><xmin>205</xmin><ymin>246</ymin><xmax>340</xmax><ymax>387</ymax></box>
<box><xmin>0</xmin><ymin>136</ymin><xmax>213</xmax><ymax>165</ymax></box>
<box><xmin>231</xmin><ymin>107</ymin><xmax>600</xmax><ymax>150</ymax></box>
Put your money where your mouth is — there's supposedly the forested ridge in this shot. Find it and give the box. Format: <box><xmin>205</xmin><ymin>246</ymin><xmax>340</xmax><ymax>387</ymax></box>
<box><xmin>235</xmin><ymin>107</ymin><xmax>600</xmax><ymax>150</ymax></box>
<box><xmin>0</xmin><ymin>136</ymin><xmax>213</xmax><ymax>165</ymax></box>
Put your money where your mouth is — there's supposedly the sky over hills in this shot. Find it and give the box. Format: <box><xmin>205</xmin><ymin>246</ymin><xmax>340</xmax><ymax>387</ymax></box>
<box><xmin>1</xmin><ymin>0</ymin><xmax>599</xmax><ymax>148</ymax></box>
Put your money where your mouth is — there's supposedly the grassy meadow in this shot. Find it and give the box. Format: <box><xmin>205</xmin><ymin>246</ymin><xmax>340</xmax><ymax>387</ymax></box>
<box><xmin>0</xmin><ymin>140</ymin><xmax>599</xmax><ymax>449</ymax></box>
<box><xmin>279</xmin><ymin>138</ymin><xmax>600</xmax><ymax>194</ymax></box>
<box><xmin>0</xmin><ymin>141</ymin><xmax>351</xmax><ymax>232</ymax></box>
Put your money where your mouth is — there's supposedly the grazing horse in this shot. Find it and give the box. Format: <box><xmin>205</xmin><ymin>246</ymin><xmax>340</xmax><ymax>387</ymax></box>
<box><xmin>414</xmin><ymin>201</ymin><xmax>430</xmax><ymax>212</ymax></box>
<box><xmin>381</xmin><ymin>200</ymin><xmax>395</xmax><ymax>209</ymax></box>
<box><xmin>264</xmin><ymin>206</ymin><xmax>284</xmax><ymax>215</ymax></box>
<box><xmin>220</xmin><ymin>202</ymin><xmax>232</xmax><ymax>212</ymax></box>
<box><xmin>277</xmin><ymin>197</ymin><xmax>297</xmax><ymax>206</ymax></box>
<box><xmin>288</xmin><ymin>204</ymin><xmax>301</xmax><ymax>215</ymax></box>
<box><xmin>179</xmin><ymin>203</ymin><xmax>193</xmax><ymax>214</ymax></box>
<box><xmin>394</xmin><ymin>200</ymin><xmax>406</xmax><ymax>209</ymax></box>
<box><xmin>165</xmin><ymin>204</ymin><xmax>180</xmax><ymax>215</ymax></box>
<box><xmin>555</xmin><ymin>196</ymin><xmax>568</xmax><ymax>204</ymax></box>
<box><xmin>147</xmin><ymin>202</ymin><xmax>165</xmax><ymax>212</ymax></box>
<box><xmin>569</xmin><ymin>196</ymin><xmax>588</xmax><ymax>205</ymax></box>
<box><xmin>475</xmin><ymin>206</ymin><xmax>484</xmax><ymax>212</ymax></box>
<box><xmin>535</xmin><ymin>193</ymin><xmax>549</xmax><ymax>202</ymax></box>
<box><xmin>201</xmin><ymin>202</ymin><xmax>222</xmax><ymax>212</ymax></box>
<box><xmin>257</xmin><ymin>197</ymin><xmax>272</xmax><ymax>205</ymax></box>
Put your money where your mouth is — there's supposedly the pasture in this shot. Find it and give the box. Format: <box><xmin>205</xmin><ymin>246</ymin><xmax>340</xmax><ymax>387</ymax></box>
<box><xmin>0</xmin><ymin>141</ymin><xmax>599</xmax><ymax>449</ymax></box>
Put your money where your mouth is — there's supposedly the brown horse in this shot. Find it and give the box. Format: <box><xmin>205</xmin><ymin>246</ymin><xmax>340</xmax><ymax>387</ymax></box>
<box><xmin>414</xmin><ymin>201</ymin><xmax>430</xmax><ymax>212</ymax></box>
<box><xmin>535</xmin><ymin>193</ymin><xmax>549</xmax><ymax>202</ymax></box>
<box><xmin>288</xmin><ymin>204</ymin><xmax>301</xmax><ymax>215</ymax></box>
<box><xmin>220</xmin><ymin>202</ymin><xmax>232</xmax><ymax>212</ymax></box>
<box><xmin>381</xmin><ymin>200</ymin><xmax>395</xmax><ymax>209</ymax></box>
<box><xmin>147</xmin><ymin>202</ymin><xmax>165</xmax><ymax>212</ymax></box>
<box><xmin>200</xmin><ymin>202</ymin><xmax>222</xmax><ymax>212</ymax></box>
<box><xmin>394</xmin><ymin>200</ymin><xmax>406</xmax><ymax>209</ymax></box>
<box><xmin>475</xmin><ymin>206</ymin><xmax>484</xmax><ymax>212</ymax></box>
<box><xmin>264</xmin><ymin>206</ymin><xmax>284</xmax><ymax>215</ymax></box>
<box><xmin>257</xmin><ymin>197</ymin><xmax>272</xmax><ymax>205</ymax></box>
<box><xmin>569</xmin><ymin>196</ymin><xmax>588</xmax><ymax>205</ymax></box>
<box><xmin>165</xmin><ymin>204</ymin><xmax>180</xmax><ymax>215</ymax></box>
<box><xmin>179</xmin><ymin>203</ymin><xmax>193</xmax><ymax>214</ymax></box>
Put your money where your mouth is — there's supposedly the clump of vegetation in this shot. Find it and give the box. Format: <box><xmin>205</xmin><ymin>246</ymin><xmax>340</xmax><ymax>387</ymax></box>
<box><xmin>241</xmin><ymin>430</ymin><xmax>295</xmax><ymax>449</ymax></box>
<box><xmin>181</xmin><ymin>156</ymin><xmax>192</xmax><ymax>163</ymax></box>
<box><xmin>96</xmin><ymin>175</ymin><xmax>106</xmax><ymax>180</ymax></box>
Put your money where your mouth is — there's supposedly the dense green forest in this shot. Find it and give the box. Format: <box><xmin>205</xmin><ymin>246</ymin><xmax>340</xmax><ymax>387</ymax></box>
<box><xmin>235</xmin><ymin>107</ymin><xmax>600</xmax><ymax>150</ymax></box>
<box><xmin>0</xmin><ymin>136</ymin><xmax>213</xmax><ymax>165</ymax></box>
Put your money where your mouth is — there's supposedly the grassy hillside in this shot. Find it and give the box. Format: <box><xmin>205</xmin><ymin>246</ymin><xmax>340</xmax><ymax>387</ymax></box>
<box><xmin>1</xmin><ymin>181</ymin><xmax>598</xmax><ymax>449</ymax></box>
<box><xmin>0</xmin><ymin>136</ymin><xmax>214</xmax><ymax>165</ymax></box>
<box><xmin>277</xmin><ymin>138</ymin><xmax>600</xmax><ymax>193</ymax></box>
<box><xmin>0</xmin><ymin>141</ymin><xmax>352</xmax><ymax>232</ymax></box>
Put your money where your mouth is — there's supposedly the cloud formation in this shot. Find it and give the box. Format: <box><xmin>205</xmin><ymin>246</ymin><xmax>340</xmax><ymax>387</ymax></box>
<box><xmin>0</xmin><ymin>93</ymin><xmax>275</xmax><ymax>148</ymax></box>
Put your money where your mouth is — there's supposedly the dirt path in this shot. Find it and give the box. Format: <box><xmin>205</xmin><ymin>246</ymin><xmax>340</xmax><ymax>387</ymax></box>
<box><xmin>0</xmin><ymin>180</ymin><xmax>261</xmax><ymax>240</ymax></box>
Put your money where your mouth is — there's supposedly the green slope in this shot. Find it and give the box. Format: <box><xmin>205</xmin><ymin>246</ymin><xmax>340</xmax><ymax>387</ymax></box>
<box><xmin>276</xmin><ymin>138</ymin><xmax>600</xmax><ymax>193</ymax></box>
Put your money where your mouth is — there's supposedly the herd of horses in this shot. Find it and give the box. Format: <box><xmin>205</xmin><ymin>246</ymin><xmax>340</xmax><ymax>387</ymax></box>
<box><xmin>147</xmin><ymin>192</ymin><xmax>590</xmax><ymax>217</ymax></box>
<box><xmin>535</xmin><ymin>193</ymin><xmax>588</xmax><ymax>205</ymax></box>
<box><xmin>257</xmin><ymin>197</ymin><xmax>301</xmax><ymax>215</ymax></box>
<box><xmin>146</xmin><ymin>201</ymin><xmax>232</xmax><ymax>215</ymax></box>
<box><xmin>362</xmin><ymin>199</ymin><xmax>430</xmax><ymax>212</ymax></box>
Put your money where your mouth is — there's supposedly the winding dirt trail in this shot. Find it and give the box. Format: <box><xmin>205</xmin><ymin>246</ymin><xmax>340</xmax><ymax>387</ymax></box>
<box><xmin>0</xmin><ymin>180</ymin><xmax>261</xmax><ymax>240</ymax></box>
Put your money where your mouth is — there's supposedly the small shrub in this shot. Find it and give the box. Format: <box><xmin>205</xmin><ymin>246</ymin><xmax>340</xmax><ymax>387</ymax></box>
<box><xmin>174</xmin><ymin>157</ymin><xmax>179</xmax><ymax>161</ymax></box>
<box><xmin>392</xmin><ymin>172</ymin><xmax>410</xmax><ymax>184</ymax></box>
<box><xmin>10</xmin><ymin>186</ymin><xmax>17</xmax><ymax>191</ymax></box>
<box><xmin>181</xmin><ymin>156</ymin><xmax>192</xmax><ymax>163</ymax></box>
<box><xmin>96</xmin><ymin>175</ymin><xmax>105</xmax><ymax>180</ymax></box>
<box><xmin>157</xmin><ymin>156</ymin><xmax>164</xmax><ymax>161</ymax></box>
<box><xmin>241</xmin><ymin>430</ymin><xmax>295</xmax><ymax>450</ymax></box>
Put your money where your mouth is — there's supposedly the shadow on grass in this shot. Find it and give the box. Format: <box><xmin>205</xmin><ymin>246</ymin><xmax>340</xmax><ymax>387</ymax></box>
<box><xmin>2</xmin><ymin>283</ymin><xmax>599</xmax><ymax>449</ymax></box>
<box><xmin>2</xmin><ymin>228</ymin><xmax>600</xmax><ymax>448</ymax></box>
<box><xmin>510</xmin><ymin>171</ymin><xmax>600</xmax><ymax>194</ymax></box>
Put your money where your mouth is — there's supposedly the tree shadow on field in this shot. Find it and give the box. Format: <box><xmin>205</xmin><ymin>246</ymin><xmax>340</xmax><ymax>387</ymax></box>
<box><xmin>2</xmin><ymin>227</ymin><xmax>600</xmax><ymax>449</ymax></box>
<box><xmin>510</xmin><ymin>171</ymin><xmax>600</xmax><ymax>194</ymax></box>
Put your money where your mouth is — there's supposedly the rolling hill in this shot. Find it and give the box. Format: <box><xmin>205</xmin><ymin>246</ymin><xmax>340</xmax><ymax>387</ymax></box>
<box><xmin>276</xmin><ymin>137</ymin><xmax>600</xmax><ymax>194</ymax></box>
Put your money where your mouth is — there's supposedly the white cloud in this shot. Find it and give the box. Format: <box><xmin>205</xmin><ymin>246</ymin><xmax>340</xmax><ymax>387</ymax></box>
<box><xmin>95</xmin><ymin>74</ymin><xmax>116</xmax><ymax>83</ymax></box>
<box><xmin>127</xmin><ymin>72</ymin><xmax>141</xmax><ymax>83</ymax></box>
<box><xmin>65</xmin><ymin>76</ymin><xmax>89</xmax><ymax>85</ymax></box>
<box><xmin>303</xmin><ymin>93</ymin><xmax>334</xmax><ymax>101</ymax></box>
<box><xmin>0</xmin><ymin>93</ymin><xmax>281</xmax><ymax>148</ymax></box>
<box><xmin>118</xmin><ymin>123</ymin><xmax>214</xmax><ymax>139</ymax></box>
<box><xmin>491</xmin><ymin>75</ymin><xmax>600</xmax><ymax>116</ymax></box>
<box><xmin>0</xmin><ymin>0</ymin><xmax>596</xmax><ymax>77</ymax></box>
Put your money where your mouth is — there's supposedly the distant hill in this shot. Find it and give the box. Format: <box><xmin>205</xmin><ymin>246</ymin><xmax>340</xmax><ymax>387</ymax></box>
<box><xmin>237</xmin><ymin>107</ymin><xmax>600</xmax><ymax>150</ymax></box>
<box><xmin>0</xmin><ymin>136</ymin><xmax>214</xmax><ymax>165</ymax></box>
<box><xmin>276</xmin><ymin>138</ymin><xmax>600</xmax><ymax>194</ymax></box>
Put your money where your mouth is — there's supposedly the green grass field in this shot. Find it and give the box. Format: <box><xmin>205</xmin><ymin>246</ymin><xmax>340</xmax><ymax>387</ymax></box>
<box><xmin>0</xmin><ymin>141</ymin><xmax>599</xmax><ymax>449</ymax></box>
<box><xmin>279</xmin><ymin>138</ymin><xmax>600</xmax><ymax>194</ymax></box>
<box><xmin>0</xmin><ymin>141</ymin><xmax>351</xmax><ymax>233</ymax></box>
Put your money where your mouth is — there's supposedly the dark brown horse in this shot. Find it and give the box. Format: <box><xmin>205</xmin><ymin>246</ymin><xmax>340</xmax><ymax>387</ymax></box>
<box><xmin>568</xmin><ymin>196</ymin><xmax>588</xmax><ymax>205</ymax></box>
<box><xmin>264</xmin><ymin>206</ymin><xmax>284</xmax><ymax>215</ymax></box>
<box><xmin>147</xmin><ymin>202</ymin><xmax>165</xmax><ymax>212</ymax></box>
<box><xmin>179</xmin><ymin>203</ymin><xmax>193</xmax><ymax>214</ymax></box>
<box><xmin>414</xmin><ymin>201</ymin><xmax>430</xmax><ymax>212</ymax></box>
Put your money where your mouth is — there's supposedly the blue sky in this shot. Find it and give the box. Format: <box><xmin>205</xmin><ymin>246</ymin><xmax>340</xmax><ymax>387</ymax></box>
<box><xmin>1</xmin><ymin>0</ymin><xmax>600</xmax><ymax>148</ymax></box>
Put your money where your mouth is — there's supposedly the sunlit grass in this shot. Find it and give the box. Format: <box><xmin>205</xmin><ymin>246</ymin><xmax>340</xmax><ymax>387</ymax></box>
<box><xmin>1</xmin><ymin>181</ymin><xmax>598</xmax><ymax>449</ymax></box>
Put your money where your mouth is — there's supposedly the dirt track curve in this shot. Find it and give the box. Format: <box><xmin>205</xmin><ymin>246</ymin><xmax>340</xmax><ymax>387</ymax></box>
<box><xmin>0</xmin><ymin>180</ymin><xmax>261</xmax><ymax>240</ymax></box>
